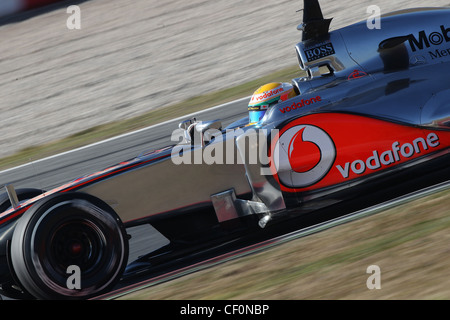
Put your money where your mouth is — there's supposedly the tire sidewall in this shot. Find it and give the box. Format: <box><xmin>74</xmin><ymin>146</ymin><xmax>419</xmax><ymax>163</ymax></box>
<box><xmin>11</xmin><ymin>192</ymin><xmax>128</xmax><ymax>300</ymax></box>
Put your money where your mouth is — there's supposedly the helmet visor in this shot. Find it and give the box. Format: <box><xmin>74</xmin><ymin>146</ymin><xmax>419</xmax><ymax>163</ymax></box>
<box><xmin>249</xmin><ymin>110</ymin><xmax>267</xmax><ymax>124</ymax></box>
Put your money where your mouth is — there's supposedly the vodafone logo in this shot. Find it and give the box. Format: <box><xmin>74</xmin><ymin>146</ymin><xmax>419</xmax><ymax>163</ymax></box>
<box><xmin>336</xmin><ymin>133</ymin><xmax>441</xmax><ymax>179</ymax></box>
<box><xmin>250</xmin><ymin>86</ymin><xmax>284</xmax><ymax>104</ymax></box>
<box><xmin>273</xmin><ymin>125</ymin><xmax>335</xmax><ymax>188</ymax></box>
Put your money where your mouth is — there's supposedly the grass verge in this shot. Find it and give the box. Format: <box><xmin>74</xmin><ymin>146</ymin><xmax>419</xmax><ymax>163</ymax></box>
<box><xmin>118</xmin><ymin>188</ymin><xmax>450</xmax><ymax>300</ymax></box>
<box><xmin>0</xmin><ymin>65</ymin><xmax>302</xmax><ymax>171</ymax></box>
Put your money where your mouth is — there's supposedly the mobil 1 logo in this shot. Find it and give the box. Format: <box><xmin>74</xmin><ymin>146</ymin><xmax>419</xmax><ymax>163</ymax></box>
<box><xmin>304</xmin><ymin>41</ymin><xmax>335</xmax><ymax>62</ymax></box>
<box><xmin>408</xmin><ymin>25</ymin><xmax>450</xmax><ymax>52</ymax></box>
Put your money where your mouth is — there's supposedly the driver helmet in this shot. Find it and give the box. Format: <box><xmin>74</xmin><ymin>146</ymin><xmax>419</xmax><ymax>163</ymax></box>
<box><xmin>248</xmin><ymin>82</ymin><xmax>296</xmax><ymax>124</ymax></box>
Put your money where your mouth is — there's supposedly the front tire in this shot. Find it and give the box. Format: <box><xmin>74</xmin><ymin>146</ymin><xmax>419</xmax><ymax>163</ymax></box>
<box><xmin>10</xmin><ymin>192</ymin><xmax>128</xmax><ymax>300</ymax></box>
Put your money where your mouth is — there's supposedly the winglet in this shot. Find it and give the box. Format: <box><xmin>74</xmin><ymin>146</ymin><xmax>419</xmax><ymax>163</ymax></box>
<box><xmin>298</xmin><ymin>0</ymin><xmax>332</xmax><ymax>41</ymax></box>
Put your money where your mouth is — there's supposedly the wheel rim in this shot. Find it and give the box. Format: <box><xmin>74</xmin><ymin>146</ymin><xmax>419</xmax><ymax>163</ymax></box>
<box><xmin>47</xmin><ymin>218</ymin><xmax>107</xmax><ymax>278</ymax></box>
<box><xmin>27</xmin><ymin>199</ymin><xmax>127</xmax><ymax>297</ymax></box>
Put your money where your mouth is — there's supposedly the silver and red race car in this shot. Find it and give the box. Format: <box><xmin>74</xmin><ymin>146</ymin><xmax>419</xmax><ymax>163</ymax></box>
<box><xmin>0</xmin><ymin>0</ymin><xmax>449</xmax><ymax>299</ymax></box>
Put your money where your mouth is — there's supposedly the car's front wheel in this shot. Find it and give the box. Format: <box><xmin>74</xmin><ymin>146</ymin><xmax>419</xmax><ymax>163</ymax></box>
<box><xmin>10</xmin><ymin>192</ymin><xmax>128</xmax><ymax>300</ymax></box>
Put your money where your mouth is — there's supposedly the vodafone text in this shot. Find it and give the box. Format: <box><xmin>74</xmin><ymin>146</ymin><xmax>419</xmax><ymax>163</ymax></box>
<box><xmin>279</xmin><ymin>96</ymin><xmax>321</xmax><ymax>114</ymax></box>
<box><xmin>250</xmin><ymin>86</ymin><xmax>284</xmax><ymax>104</ymax></box>
<box><xmin>336</xmin><ymin>133</ymin><xmax>440</xmax><ymax>178</ymax></box>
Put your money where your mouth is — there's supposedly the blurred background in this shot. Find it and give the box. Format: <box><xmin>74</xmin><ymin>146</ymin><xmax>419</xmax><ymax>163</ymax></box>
<box><xmin>0</xmin><ymin>0</ymin><xmax>449</xmax><ymax>158</ymax></box>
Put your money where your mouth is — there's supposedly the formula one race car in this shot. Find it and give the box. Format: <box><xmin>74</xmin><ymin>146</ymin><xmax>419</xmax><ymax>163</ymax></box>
<box><xmin>0</xmin><ymin>0</ymin><xmax>449</xmax><ymax>299</ymax></box>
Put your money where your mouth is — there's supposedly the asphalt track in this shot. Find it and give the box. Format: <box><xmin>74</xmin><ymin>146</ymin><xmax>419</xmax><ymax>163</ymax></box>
<box><xmin>0</xmin><ymin>97</ymin><xmax>249</xmax><ymax>190</ymax></box>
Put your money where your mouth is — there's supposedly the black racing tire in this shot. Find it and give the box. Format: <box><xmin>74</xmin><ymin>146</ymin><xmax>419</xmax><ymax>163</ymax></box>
<box><xmin>10</xmin><ymin>192</ymin><xmax>128</xmax><ymax>300</ymax></box>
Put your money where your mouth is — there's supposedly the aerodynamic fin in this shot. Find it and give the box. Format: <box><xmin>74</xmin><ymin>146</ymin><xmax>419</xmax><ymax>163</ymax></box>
<box><xmin>298</xmin><ymin>0</ymin><xmax>332</xmax><ymax>41</ymax></box>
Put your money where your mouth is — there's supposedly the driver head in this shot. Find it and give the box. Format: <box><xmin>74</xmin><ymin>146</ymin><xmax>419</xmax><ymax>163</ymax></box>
<box><xmin>248</xmin><ymin>82</ymin><xmax>296</xmax><ymax>124</ymax></box>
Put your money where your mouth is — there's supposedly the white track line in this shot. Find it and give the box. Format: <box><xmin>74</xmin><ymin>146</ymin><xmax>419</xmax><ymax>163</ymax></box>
<box><xmin>0</xmin><ymin>96</ymin><xmax>251</xmax><ymax>175</ymax></box>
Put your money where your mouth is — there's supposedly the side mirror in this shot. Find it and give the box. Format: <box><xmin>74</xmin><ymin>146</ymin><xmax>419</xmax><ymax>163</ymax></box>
<box><xmin>194</xmin><ymin>120</ymin><xmax>222</xmax><ymax>133</ymax></box>
<box><xmin>178</xmin><ymin>118</ymin><xmax>196</xmax><ymax>130</ymax></box>
<box><xmin>194</xmin><ymin>120</ymin><xmax>222</xmax><ymax>145</ymax></box>
<box><xmin>177</xmin><ymin>119</ymin><xmax>222</xmax><ymax>146</ymax></box>
<box><xmin>197</xmin><ymin>120</ymin><xmax>222</xmax><ymax>144</ymax></box>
